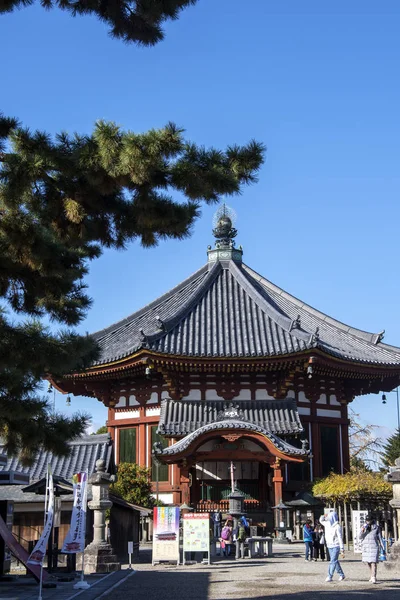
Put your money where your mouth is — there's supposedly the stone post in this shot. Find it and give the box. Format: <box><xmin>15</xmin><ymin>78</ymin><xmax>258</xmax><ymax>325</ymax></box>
<box><xmin>384</xmin><ymin>457</ymin><xmax>400</xmax><ymax>568</ymax></box>
<box><xmin>84</xmin><ymin>459</ymin><xmax>120</xmax><ymax>574</ymax></box>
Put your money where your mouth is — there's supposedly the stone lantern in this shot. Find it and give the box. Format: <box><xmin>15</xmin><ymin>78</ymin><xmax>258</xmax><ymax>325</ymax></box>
<box><xmin>84</xmin><ymin>459</ymin><xmax>120</xmax><ymax>574</ymax></box>
<box><xmin>272</xmin><ymin>500</ymin><xmax>290</xmax><ymax>542</ymax></box>
<box><xmin>384</xmin><ymin>457</ymin><xmax>400</xmax><ymax>567</ymax></box>
<box><xmin>228</xmin><ymin>489</ymin><xmax>245</xmax><ymax>559</ymax></box>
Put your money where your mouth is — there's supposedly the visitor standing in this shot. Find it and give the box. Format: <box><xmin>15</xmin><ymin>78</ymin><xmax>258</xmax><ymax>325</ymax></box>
<box><xmin>359</xmin><ymin>515</ymin><xmax>385</xmax><ymax>584</ymax></box>
<box><xmin>313</xmin><ymin>523</ymin><xmax>326</xmax><ymax>561</ymax></box>
<box><xmin>303</xmin><ymin>519</ymin><xmax>314</xmax><ymax>561</ymax></box>
<box><xmin>213</xmin><ymin>510</ymin><xmax>222</xmax><ymax>539</ymax></box>
<box><xmin>320</xmin><ymin>511</ymin><xmax>345</xmax><ymax>582</ymax></box>
<box><xmin>220</xmin><ymin>518</ymin><xmax>233</xmax><ymax>557</ymax></box>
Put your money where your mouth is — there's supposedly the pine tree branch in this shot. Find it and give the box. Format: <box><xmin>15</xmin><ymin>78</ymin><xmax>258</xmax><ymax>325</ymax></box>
<box><xmin>0</xmin><ymin>0</ymin><xmax>198</xmax><ymax>45</ymax></box>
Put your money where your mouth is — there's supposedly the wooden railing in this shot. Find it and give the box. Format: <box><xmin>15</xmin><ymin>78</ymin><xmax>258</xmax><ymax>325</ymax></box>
<box><xmin>195</xmin><ymin>499</ymin><xmax>269</xmax><ymax>513</ymax></box>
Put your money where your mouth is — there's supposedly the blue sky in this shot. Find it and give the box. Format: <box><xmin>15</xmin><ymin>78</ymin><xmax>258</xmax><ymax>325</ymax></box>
<box><xmin>2</xmin><ymin>1</ymin><xmax>400</xmax><ymax>439</ymax></box>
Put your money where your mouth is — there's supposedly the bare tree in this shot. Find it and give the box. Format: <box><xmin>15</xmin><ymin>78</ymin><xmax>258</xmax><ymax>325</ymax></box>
<box><xmin>349</xmin><ymin>407</ymin><xmax>383</xmax><ymax>470</ymax></box>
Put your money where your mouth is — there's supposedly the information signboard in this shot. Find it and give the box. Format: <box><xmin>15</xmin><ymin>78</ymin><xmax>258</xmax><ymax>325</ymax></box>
<box><xmin>152</xmin><ymin>506</ymin><xmax>180</xmax><ymax>565</ymax></box>
<box><xmin>183</xmin><ymin>512</ymin><xmax>210</xmax><ymax>565</ymax></box>
<box><xmin>352</xmin><ymin>510</ymin><xmax>368</xmax><ymax>554</ymax></box>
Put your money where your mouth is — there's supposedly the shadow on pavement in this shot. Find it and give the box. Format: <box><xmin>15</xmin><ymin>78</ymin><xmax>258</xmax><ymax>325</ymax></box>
<box><xmin>107</xmin><ymin>570</ymin><xmax>210</xmax><ymax>600</ymax></box>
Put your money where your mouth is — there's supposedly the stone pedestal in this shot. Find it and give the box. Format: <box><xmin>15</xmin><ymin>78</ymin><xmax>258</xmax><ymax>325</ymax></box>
<box><xmin>84</xmin><ymin>542</ymin><xmax>120</xmax><ymax>573</ymax></box>
<box><xmin>84</xmin><ymin>459</ymin><xmax>120</xmax><ymax>574</ymax></box>
<box><xmin>384</xmin><ymin>457</ymin><xmax>400</xmax><ymax>569</ymax></box>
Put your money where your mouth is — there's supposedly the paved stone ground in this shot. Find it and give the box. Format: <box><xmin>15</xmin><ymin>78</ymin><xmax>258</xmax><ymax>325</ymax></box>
<box><xmin>102</xmin><ymin>544</ymin><xmax>400</xmax><ymax>600</ymax></box>
<box><xmin>2</xmin><ymin>544</ymin><xmax>400</xmax><ymax>600</ymax></box>
<box><xmin>0</xmin><ymin>569</ymin><xmax>132</xmax><ymax>600</ymax></box>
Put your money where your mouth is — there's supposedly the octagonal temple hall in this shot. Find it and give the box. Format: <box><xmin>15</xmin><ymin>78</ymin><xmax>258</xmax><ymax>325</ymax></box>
<box><xmin>54</xmin><ymin>211</ymin><xmax>400</xmax><ymax>524</ymax></box>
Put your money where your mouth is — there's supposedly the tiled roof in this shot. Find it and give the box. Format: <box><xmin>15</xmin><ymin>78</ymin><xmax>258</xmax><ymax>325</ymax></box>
<box><xmin>0</xmin><ymin>434</ymin><xmax>113</xmax><ymax>482</ymax></box>
<box><xmin>0</xmin><ymin>484</ymin><xmax>70</xmax><ymax>504</ymax></box>
<box><xmin>91</xmin><ymin>257</ymin><xmax>400</xmax><ymax>367</ymax></box>
<box><xmin>157</xmin><ymin>420</ymin><xmax>308</xmax><ymax>458</ymax></box>
<box><xmin>158</xmin><ymin>399</ymin><xmax>303</xmax><ymax>437</ymax></box>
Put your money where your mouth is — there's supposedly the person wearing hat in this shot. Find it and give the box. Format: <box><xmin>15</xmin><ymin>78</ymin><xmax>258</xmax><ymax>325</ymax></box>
<box><xmin>320</xmin><ymin>511</ymin><xmax>345</xmax><ymax>582</ymax></box>
<box><xmin>359</xmin><ymin>514</ymin><xmax>385</xmax><ymax>584</ymax></box>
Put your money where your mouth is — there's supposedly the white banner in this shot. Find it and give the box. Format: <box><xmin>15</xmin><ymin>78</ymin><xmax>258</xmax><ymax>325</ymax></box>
<box><xmin>352</xmin><ymin>510</ymin><xmax>368</xmax><ymax>553</ymax></box>
<box><xmin>62</xmin><ymin>472</ymin><xmax>88</xmax><ymax>553</ymax></box>
<box><xmin>27</xmin><ymin>466</ymin><xmax>54</xmax><ymax>565</ymax></box>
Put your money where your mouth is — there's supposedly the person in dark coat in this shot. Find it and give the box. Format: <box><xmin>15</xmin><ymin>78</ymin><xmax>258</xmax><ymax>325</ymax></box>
<box><xmin>313</xmin><ymin>523</ymin><xmax>326</xmax><ymax>561</ymax></box>
<box><xmin>359</xmin><ymin>514</ymin><xmax>385</xmax><ymax>584</ymax></box>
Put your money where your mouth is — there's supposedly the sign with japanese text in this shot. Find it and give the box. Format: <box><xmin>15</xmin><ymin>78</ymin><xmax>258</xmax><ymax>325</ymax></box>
<box><xmin>183</xmin><ymin>512</ymin><xmax>210</xmax><ymax>553</ymax></box>
<box><xmin>152</xmin><ymin>507</ymin><xmax>180</xmax><ymax>564</ymax></box>
<box><xmin>62</xmin><ymin>472</ymin><xmax>88</xmax><ymax>553</ymax></box>
<box><xmin>352</xmin><ymin>510</ymin><xmax>368</xmax><ymax>553</ymax></box>
<box><xmin>27</xmin><ymin>466</ymin><xmax>54</xmax><ymax>565</ymax></box>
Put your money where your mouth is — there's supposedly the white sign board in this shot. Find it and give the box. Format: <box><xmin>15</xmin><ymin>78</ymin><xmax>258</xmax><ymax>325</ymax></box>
<box><xmin>352</xmin><ymin>510</ymin><xmax>368</xmax><ymax>553</ymax></box>
<box><xmin>183</xmin><ymin>513</ymin><xmax>210</xmax><ymax>564</ymax></box>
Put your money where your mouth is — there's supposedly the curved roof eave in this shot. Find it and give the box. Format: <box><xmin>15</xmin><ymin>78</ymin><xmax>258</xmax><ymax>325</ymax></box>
<box><xmin>156</xmin><ymin>420</ymin><xmax>309</xmax><ymax>459</ymax></box>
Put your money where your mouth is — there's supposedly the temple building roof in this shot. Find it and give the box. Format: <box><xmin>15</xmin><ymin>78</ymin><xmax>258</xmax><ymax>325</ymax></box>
<box><xmin>0</xmin><ymin>434</ymin><xmax>113</xmax><ymax>482</ymax></box>
<box><xmin>158</xmin><ymin>398</ymin><xmax>303</xmax><ymax>437</ymax></box>
<box><xmin>91</xmin><ymin>251</ymin><xmax>400</xmax><ymax>368</ymax></box>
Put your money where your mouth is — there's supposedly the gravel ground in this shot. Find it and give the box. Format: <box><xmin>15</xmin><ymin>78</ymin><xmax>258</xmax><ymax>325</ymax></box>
<box><xmin>102</xmin><ymin>544</ymin><xmax>400</xmax><ymax>600</ymax></box>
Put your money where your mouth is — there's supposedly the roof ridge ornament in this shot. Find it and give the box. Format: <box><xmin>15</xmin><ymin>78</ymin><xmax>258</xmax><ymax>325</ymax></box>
<box><xmin>373</xmin><ymin>330</ymin><xmax>385</xmax><ymax>345</ymax></box>
<box><xmin>289</xmin><ymin>315</ymin><xmax>301</xmax><ymax>331</ymax></box>
<box><xmin>155</xmin><ymin>316</ymin><xmax>165</xmax><ymax>331</ymax></box>
<box><xmin>208</xmin><ymin>204</ymin><xmax>243</xmax><ymax>266</ymax></box>
<box><xmin>308</xmin><ymin>327</ymin><xmax>320</xmax><ymax>348</ymax></box>
<box><xmin>212</xmin><ymin>204</ymin><xmax>238</xmax><ymax>249</ymax></box>
<box><xmin>216</xmin><ymin>402</ymin><xmax>245</xmax><ymax>421</ymax></box>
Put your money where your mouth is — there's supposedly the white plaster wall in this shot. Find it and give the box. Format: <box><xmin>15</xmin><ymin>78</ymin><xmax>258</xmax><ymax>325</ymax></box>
<box><xmin>128</xmin><ymin>394</ymin><xmax>139</xmax><ymax>406</ymax></box>
<box><xmin>255</xmin><ymin>389</ymin><xmax>274</xmax><ymax>400</ymax></box>
<box><xmin>115</xmin><ymin>409</ymin><xmax>140</xmax><ymax>419</ymax></box>
<box><xmin>115</xmin><ymin>396</ymin><xmax>126</xmax><ymax>408</ymax></box>
<box><xmin>316</xmin><ymin>408</ymin><xmax>341</xmax><ymax>418</ymax></box>
<box><xmin>330</xmin><ymin>394</ymin><xmax>340</xmax><ymax>406</ymax></box>
<box><xmin>298</xmin><ymin>391</ymin><xmax>310</xmax><ymax>403</ymax></box>
<box><xmin>182</xmin><ymin>389</ymin><xmax>201</xmax><ymax>400</ymax></box>
<box><xmin>232</xmin><ymin>389</ymin><xmax>251</xmax><ymax>400</ymax></box>
<box><xmin>205</xmin><ymin>389</ymin><xmax>224</xmax><ymax>400</ymax></box>
<box><xmin>147</xmin><ymin>391</ymin><xmax>159</xmax><ymax>404</ymax></box>
<box><xmin>146</xmin><ymin>407</ymin><xmax>161</xmax><ymax>417</ymax></box>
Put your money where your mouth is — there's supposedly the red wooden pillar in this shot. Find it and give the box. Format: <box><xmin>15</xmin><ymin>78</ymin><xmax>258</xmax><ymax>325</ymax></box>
<box><xmin>138</xmin><ymin>423</ymin><xmax>146</xmax><ymax>466</ymax></box>
<box><xmin>180</xmin><ymin>467</ymin><xmax>191</xmax><ymax>505</ymax></box>
<box><xmin>272</xmin><ymin>458</ymin><xmax>283</xmax><ymax>505</ymax></box>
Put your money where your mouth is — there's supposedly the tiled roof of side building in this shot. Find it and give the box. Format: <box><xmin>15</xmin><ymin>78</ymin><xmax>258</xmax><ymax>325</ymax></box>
<box><xmin>0</xmin><ymin>434</ymin><xmax>113</xmax><ymax>482</ymax></box>
<box><xmin>91</xmin><ymin>258</ymin><xmax>400</xmax><ymax>366</ymax></box>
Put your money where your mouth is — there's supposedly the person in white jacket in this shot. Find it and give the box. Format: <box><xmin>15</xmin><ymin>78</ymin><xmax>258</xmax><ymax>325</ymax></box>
<box><xmin>320</xmin><ymin>511</ymin><xmax>345</xmax><ymax>582</ymax></box>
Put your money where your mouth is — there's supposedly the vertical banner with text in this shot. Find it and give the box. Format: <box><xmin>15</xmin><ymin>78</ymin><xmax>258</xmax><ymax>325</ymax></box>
<box><xmin>27</xmin><ymin>466</ymin><xmax>54</xmax><ymax>565</ymax></box>
<box><xmin>62</xmin><ymin>472</ymin><xmax>88</xmax><ymax>553</ymax></box>
<box><xmin>152</xmin><ymin>506</ymin><xmax>180</xmax><ymax>565</ymax></box>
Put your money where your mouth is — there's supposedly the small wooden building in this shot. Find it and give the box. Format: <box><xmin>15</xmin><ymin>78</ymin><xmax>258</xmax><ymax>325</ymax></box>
<box><xmin>53</xmin><ymin>209</ymin><xmax>400</xmax><ymax>525</ymax></box>
<box><xmin>0</xmin><ymin>434</ymin><xmax>148</xmax><ymax>561</ymax></box>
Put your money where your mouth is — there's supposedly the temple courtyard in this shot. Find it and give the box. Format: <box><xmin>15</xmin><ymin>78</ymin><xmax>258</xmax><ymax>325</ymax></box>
<box><xmin>2</xmin><ymin>543</ymin><xmax>399</xmax><ymax>600</ymax></box>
